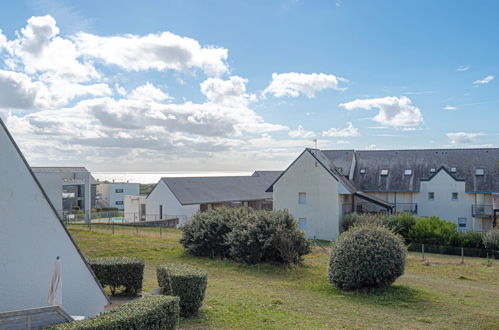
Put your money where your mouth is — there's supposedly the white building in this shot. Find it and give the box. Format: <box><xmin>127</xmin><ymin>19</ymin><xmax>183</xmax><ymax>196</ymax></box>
<box><xmin>268</xmin><ymin>148</ymin><xmax>499</xmax><ymax>241</ymax></box>
<box><xmin>146</xmin><ymin>171</ymin><xmax>281</xmax><ymax>225</ymax></box>
<box><xmin>0</xmin><ymin>119</ymin><xmax>109</xmax><ymax>318</ymax></box>
<box><xmin>97</xmin><ymin>182</ymin><xmax>140</xmax><ymax>210</ymax></box>
<box><xmin>124</xmin><ymin>195</ymin><xmax>146</xmax><ymax>223</ymax></box>
<box><xmin>32</xmin><ymin>167</ymin><xmax>98</xmax><ymax>222</ymax></box>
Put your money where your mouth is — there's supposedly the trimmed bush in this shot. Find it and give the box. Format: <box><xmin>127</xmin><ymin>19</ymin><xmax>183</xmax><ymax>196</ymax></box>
<box><xmin>88</xmin><ymin>257</ymin><xmax>144</xmax><ymax>295</ymax></box>
<box><xmin>456</xmin><ymin>231</ymin><xmax>484</xmax><ymax>249</ymax></box>
<box><xmin>226</xmin><ymin>210</ymin><xmax>310</xmax><ymax>264</ymax></box>
<box><xmin>157</xmin><ymin>263</ymin><xmax>208</xmax><ymax>317</ymax></box>
<box><xmin>408</xmin><ymin>216</ymin><xmax>458</xmax><ymax>246</ymax></box>
<box><xmin>483</xmin><ymin>229</ymin><xmax>499</xmax><ymax>251</ymax></box>
<box><xmin>49</xmin><ymin>295</ymin><xmax>179</xmax><ymax>330</ymax></box>
<box><xmin>180</xmin><ymin>207</ymin><xmax>247</xmax><ymax>258</ymax></box>
<box><xmin>328</xmin><ymin>225</ymin><xmax>407</xmax><ymax>290</ymax></box>
<box><xmin>383</xmin><ymin>213</ymin><xmax>416</xmax><ymax>243</ymax></box>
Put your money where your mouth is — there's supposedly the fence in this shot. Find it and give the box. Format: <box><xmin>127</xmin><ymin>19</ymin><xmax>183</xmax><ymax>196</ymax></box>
<box><xmin>408</xmin><ymin>243</ymin><xmax>499</xmax><ymax>259</ymax></box>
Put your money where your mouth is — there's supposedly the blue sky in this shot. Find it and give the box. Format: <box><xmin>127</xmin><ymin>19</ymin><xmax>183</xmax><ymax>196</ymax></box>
<box><xmin>0</xmin><ymin>0</ymin><xmax>497</xmax><ymax>171</ymax></box>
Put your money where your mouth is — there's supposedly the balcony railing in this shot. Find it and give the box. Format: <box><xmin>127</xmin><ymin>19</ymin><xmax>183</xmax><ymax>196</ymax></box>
<box><xmin>472</xmin><ymin>205</ymin><xmax>493</xmax><ymax>217</ymax></box>
<box><xmin>342</xmin><ymin>202</ymin><xmax>417</xmax><ymax>215</ymax></box>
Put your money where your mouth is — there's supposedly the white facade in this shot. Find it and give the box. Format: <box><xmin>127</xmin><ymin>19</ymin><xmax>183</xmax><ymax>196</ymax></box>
<box><xmin>97</xmin><ymin>182</ymin><xmax>140</xmax><ymax>210</ymax></box>
<box><xmin>273</xmin><ymin>151</ymin><xmax>343</xmax><ymax>241</ymax></box>
<box><xmin>124</xmin><ymin>195</ymin><xmax>146</xmax><ymax>223</ymax></box>
<box><xmin>0</xmin><ymin>120</ymin><xmax>108</xmax><ymax>317</ymax></box>
<box><xmin>146</xmin><ymin>180</ymin><xmax>200</xmax><ymax>225</ymax></box>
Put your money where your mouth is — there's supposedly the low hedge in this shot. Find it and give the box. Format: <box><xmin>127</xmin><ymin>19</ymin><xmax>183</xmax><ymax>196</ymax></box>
<box><xmin>157</xmin><ymin>264</ymin><xmax>208</xmax><ymax>317</ymax></box>
<box><xmin>49</xmin><ymin>295</ymin><xmax>179</xmax><ymax>330</ymax></box>
<box><xmin>88</xmin><ymin>257</ymin><xmax>144</xmax><ymax>295</ymax></box>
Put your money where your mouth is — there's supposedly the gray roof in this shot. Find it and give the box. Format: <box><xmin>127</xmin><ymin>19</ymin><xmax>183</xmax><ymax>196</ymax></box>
<box><xmin>161</xmin><ymin>171</ymin><xmax>283</xmax><ymax>205</ymax></box>
<box><xmin>32</xmin><ymin>167</ymin><xmax>89</xmax><ymax>173</ymax></box>
<box><xmin>321</xmin><ymin>148</ymin><xmax>499</xmax><ymax>193</ymax></box>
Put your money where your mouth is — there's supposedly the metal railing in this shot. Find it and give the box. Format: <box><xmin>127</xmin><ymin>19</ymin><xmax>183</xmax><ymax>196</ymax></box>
<box><xmin>342</xmin><ymin>202</ymin><xmax>417</xmax><ymax>214</ymax></box>
<box><xmin>472</xmin><ymin>205</ymin><xmax>493</xmax><ymax>217</ymax></box>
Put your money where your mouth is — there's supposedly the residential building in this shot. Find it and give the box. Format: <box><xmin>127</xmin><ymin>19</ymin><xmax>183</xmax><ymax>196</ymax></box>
<box><xmin>32</xmin><ymin>167</ymin><xmax>98</xmax><ymax>221</ymax></box>
<box><xmin>268</xmin><ymin>148</ymin><xmax>499</xmax><ymax>241</ymax></box>
<box><xmin>0</xmin><ymin>119</ymin><xmax>108</xmax><ymax>319</ymax></box>
<box><xmin>124</xmin><ymin>195</ymin><xmax>146</xmax><ymax>222</ymax></box>
<box><xmin>146</xmin><ymin>171</ymin><xmax>282</xmax><ymax>225</ymax></box>
<box><xmin>97</xmin><ymin>182</ymin><xmax>140</xmax><ymax>210</ymax></box>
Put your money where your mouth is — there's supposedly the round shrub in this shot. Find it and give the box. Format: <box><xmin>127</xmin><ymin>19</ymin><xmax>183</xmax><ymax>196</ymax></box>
<box><xmin>88</xmin><ymin>257</ymin><xmax>144</xmax><ymax>295</ymax></box>
<box><xmin>226</xmin><ymin>210</ymin><xmax>311</xmax><ymax>264</ymax></box>
<box><xmin>180</xmin><ymin>207</ymin><xmax>247</xmax><ymax>258</ymax></box>
<box><xmin>328</xmin><ymin>225</ymin><xmax>407</xmax><ymax>290</ymax></box>
<box><xmin>483</xmin><ymin>229</ymin><xmax>499</xmax><ymax>251</ymax></box>
<box><xmin>156</xmin><ymin>263</ymin><xmax>208</xmax><ymax>317</ymax></box>
<box><xmin>48</xmin><ymin>295</ymin><xmax>180</xmax><ymax>330</ymax></box>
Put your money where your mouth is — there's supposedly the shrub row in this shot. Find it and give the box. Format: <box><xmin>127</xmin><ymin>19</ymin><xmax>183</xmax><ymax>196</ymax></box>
<box><xmin>88</xmin><ymin>257</ymin><xmax>144</xmax><ymax>295</ymax></box>
<box><xmin>49</xmin><ymin>295</ymin><xmax>179</xmax><ymax>330</ymax></box>
<box><xmin>180</xmin><ymin>207</ymin><xmax>311</xmax><ymax>265</ymax></box>
<box><xmin>157</xmin><ymin>264</ymin><xmax>208</xmax><ymax>317</ymax></box>
<box><xmin>342</xmin><ymin>212</ymin><xmax>499</xmax><ymax>251</ymax></box>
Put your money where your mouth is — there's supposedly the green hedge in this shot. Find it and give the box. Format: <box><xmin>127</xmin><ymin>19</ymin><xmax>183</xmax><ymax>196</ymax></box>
<box><xmin>49</xmin><ymin>295</ymin><xmax>179</xmax><ymax>330</ymax></box>
<box><xmin>88</xmin><ymin>257</ymin><xmax>144</xmax><ymax>295</ymax></box>
<box><xmin>157</xmin><ymin>264</ymin><xmax>208</xmax><ymax>317</ymax></box>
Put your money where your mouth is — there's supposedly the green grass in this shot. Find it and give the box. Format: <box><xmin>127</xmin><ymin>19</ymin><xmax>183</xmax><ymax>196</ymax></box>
<box><xmin>69</xmin><ymin>225</ymin><xmax>499</xmax><ymax>329</ymax></box>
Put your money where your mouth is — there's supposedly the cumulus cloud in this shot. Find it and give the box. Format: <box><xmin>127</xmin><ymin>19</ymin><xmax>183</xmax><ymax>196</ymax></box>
<box><xmin>322</xmin><ymin>122</ymin><xmax>360</xmax><ymax>137</ymax></box>
<box><xmin>340</xmin><ymin>96</ymin><xmax>423</xmax><ymax>127</ymax></box>
<box><xmin>74</xmin><ymin>31</ymin><xmax>228</xmax><ymax>76</ymax></box>
<box><xmin>446</xmin><ymin>132</ymin><xmax>485</xmax><ymax>144</ymax></box>
<box><xmin>443</xmin><ymin>105</ymin><xmax>457</xmax><ymax>111</ymax></box>
<box><xmin>288</xmin><ymin>125</ymin><xmax>316</xmax><ymax>138</ymax></box>
<box><xmin>200</xmin><ymin>76</ymin><xmax>256</xmax><ymax>106</ymax></box>
<box><xmin>473</xmin><ymin>75</ymin><xmax>494</xmax><ymax>85</ymax></box>
<box><xmin>263</xmin><ymin>72</ymin><xmax>347</xmax><ymax>98</ymax></box>
<box><xmin>456</xmin><ymin>65</ymin><xmax>469</xmax><ymax>72</ymax></box>
<box><xmin>128</xmin><ymin>82</ymin><xmax>172</xmax><ymax>102</ymax></box>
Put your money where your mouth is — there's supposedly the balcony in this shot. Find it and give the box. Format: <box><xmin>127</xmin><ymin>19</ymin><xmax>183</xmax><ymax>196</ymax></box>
<box><xmin>343</xmin><ymin>202</ymin><xmax>417</xmax><ymax>215</ymax></box>
<box><xmin>472</xmin><ymin>205</ymin><xmax>493</xmax><ymax>217</ymax></box>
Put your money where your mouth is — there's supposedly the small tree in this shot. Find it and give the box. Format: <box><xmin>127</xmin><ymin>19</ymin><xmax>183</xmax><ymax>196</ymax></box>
<box><xmin>483</xmin><ymin>229</ymin><xmax>499</xmax><ymax>251</ymax></box>
<box><xmin>408</xmin><ymin>216</ymin><xmax>458</xmax><ymax>246</ymax></box>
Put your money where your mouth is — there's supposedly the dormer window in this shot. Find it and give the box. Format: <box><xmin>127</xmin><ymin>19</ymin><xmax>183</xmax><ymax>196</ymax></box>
<box><xmin>404</xmin><ymin>169</ymin><xmax>412</xmax><ymax>176</ymax></box>
<box><xmin>430</xmin><ymin>168</ymin><xmax>436</xmax><ymax>173</ymax></box>
<box><xmin>450</xmin><ymin>167</ymin><xmax>457</xmax><ymax>173</ymax></box>
<box><xmin>360</xmin><ymin>168</ymin><xmax>366</xmax><ymax>174</ymax></box>
<box><xmin>380</xmin><ymin>169</ymin><xmax>389</xmax><ymax>176</ymax></box>
<box><xmin>475</xmin><ymin>168</ymin><xmax>485</xmax><ymax>176</ymax></box>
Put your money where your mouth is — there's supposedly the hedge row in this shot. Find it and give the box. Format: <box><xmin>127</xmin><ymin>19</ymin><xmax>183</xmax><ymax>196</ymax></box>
<box><xmin>88</xmin><ymin>257</ymin><xmax>144</xmax><ymax>295</ymax></box>
<box><xmin>49</xmin><ymin>295</ymin><xmax>179</xmax><ymax>330</ymax></box>
<box><xmin>180</xmin><ymin>207</ymin><xmax>311</xmax><ymax>265</ymax></box>
<box><xmin>157</xmin><ymin>264</ymin><xmax>208</xmax><ymax>317</ymax></box>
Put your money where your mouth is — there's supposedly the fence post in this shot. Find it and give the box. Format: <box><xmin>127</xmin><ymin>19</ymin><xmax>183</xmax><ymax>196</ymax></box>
<box><xmin>422</xmin><ymin>244</ymin><xmax>425</xmax><ymax>260</ymax></box>
<box><xmin>461</xmin><ymin>247</ymin><xmax>464</xmax><ymax>264</ymax></box>
<box><xmin>135</xmin><ymin>225</ymin><xmax>138</xmax><ymax>235</ymax></box>
<box><xmin>160</xmin><ymin>225</ymin><xmax>162</xmax><ymax>237</ymax></box>
<box><xmin>112</xmin><ymin>221</ymin><xmax>115</xmax><ymax>235</ymax></box>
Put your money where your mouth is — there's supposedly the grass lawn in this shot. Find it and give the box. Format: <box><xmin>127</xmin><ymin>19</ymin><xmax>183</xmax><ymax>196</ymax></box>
<box><xmin>69</xmin><ymin>224</ymin><xmax>499</xmax><ymax>329</ymax></box>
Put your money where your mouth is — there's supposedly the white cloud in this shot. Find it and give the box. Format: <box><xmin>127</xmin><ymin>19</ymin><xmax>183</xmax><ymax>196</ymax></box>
<box><xmin>340</xmin><ymin>96</ymin><xmax>423</xmax><ymax>127</ymax></box>
<box><xmin>74</xmin><ymin>31</ymin><xmax>228</xmax><ymax>76</ymax></box>
<box><xmin>446</xmin><ymin>132</ymin><xmax>485</xmax><ymax>144</ymax></box>
<box><xmin>0</xmin><ymin>70</ymin><xmax>43</xmax><ymax>109</ymax></box>
<box><xmin>443</xmin><ymin>105</ymin><xmax>457</xmax><ymax>111</ymax></box>
<box><xmin>322</xmin><ymin>122</ymin><xmax>360</xmax><ymax>137</ymax></box>
<box><xmin>456</xmin><ymin>65</ymin><xmax>469</xmax><ymax>72</ymax></box>
<box><xmin>336</xmin><ymin>140</ymin><xmax>349</xmax><ymax>144</ymax></box>
<box><xmin>473</xmin><ymin>75</ymin><xmax>494</xmax><ymax>85</ymax></box>
<box><xmin>263</xmin><ymin>72</ymin><xmax>347</xmax><ymax>98</ymax></box>
<box><xmin>129</xmin><ymin>82</ymin><xmax>172</xmax><ymax>102</ymax></box>
<box><xmin>200</xmin><ymin>76</ymin><xmax>256</xmax><ymax>107</ymax></box>
<box><xmin>288</xmin><ymin>125</ymin><xmax>316</xmax><ymax>138</ymax></box>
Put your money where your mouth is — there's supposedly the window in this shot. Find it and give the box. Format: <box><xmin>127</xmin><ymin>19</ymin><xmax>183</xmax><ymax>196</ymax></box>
<box><xmin>298</xmin><ymin>218</ymin><xmax>307</xmax><ymax>230</ymax></box>
<box><xmin>115</xmin><ymin>201</ymin><xmax>123</xmax><ymax>205</ymax></box>
<box><xmin>430</xmin><ymin>168</ymin><xmax>436</xmax><ymax>173</ymax></box>
<box><xmin>404</xmin><ymin>169</ymin><xmax>412</xmax><ymax>176</ymax></box>
<box><xmin>298</xmin><ymin>192</ymin><xmax>306</xmax><ymax>205</ymax></box>
<box><xmin>450</xmin><ymin>167</ymin><xmax>457</xmax><ymax>173</ymax></box>
<box><xmin>360</xmin><ymin>168</ymin><xmax>366</xmax><ymax>174</ymax></box>
<box><xmin>475</xmin><ymin>168</ymin><xmax>485</xmax><ymax>176</ymax></box>
<box><xmin>159</xmin><ymin>205</ymin><xmax>163</xmax><ymax>219</ymax></box>
<box><xmin>380</xmin><ymin>169</ymin><xmax>389</xmax><ymax>176</ymax></box>
<box><xmin>428</xmin><ymin>192</ymin><xmax>435</xmax><ymax>200</ymax></box>
<box><xmin>115</xmin><ymin>188</ymin><xmax>124</xmax><ymax>193</ymax></box>
<box><xmin>458</xmin><ymin>218</ymin><xmax>467</xmax><ymax>230</ymax></box>
<box><xmin>452</xmin><ymin>192</ymin><xmax>458</xmax><ymax>200</ymax></box>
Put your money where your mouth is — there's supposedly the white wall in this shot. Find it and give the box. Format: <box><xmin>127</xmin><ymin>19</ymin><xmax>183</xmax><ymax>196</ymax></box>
<box><xmin>33</xmin><ymin>172</ymin><xmax>64</xmax><ymax>212</ymax></box>
<box><xmin>273</xmin><ymin>151</ymin><xmax>342</xmax><ymax>241</ymax></box>
<box><xmin>97</xmin><ymin>183</ymin><xmax>140</xmax><ymax>210</ymax></box>
<box><xmin>124</xmin><ymin>195</ymin><xmax>146</xmax><ymax>222</ymax></box>
<box><xmin>0</xmin><ymin>124</ymin><xmax>108</xmax><ymax>317</ymax></box>
<box><xmin>146</xmin><ymin>181</ymin><xmax>199</xmax><ymax>225</ymax></box>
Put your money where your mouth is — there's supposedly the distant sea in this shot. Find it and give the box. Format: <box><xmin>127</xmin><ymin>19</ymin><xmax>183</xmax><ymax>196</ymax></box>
<box><xmin>93</xmin><ymin>171</ymin><xmax>253</xmax><ymax>184</ymax></box>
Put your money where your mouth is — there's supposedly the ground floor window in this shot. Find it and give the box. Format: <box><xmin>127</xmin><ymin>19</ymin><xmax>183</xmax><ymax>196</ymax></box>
<box><xmin>458</xmin><ymin>218</ymin><xmax>467</xmax><ymax>230</ymax></box>
<box><xmin>298</xmin><ymin>217</ymin><xmax>307</xmax><ymax>230</ymax></box>
<box><xmin>115</xmin><ymin>201</ymin><xmax>123</xmax><ymax>205</ymax></box>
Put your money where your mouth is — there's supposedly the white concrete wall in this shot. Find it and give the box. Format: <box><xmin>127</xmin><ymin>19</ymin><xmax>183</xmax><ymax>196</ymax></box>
<box><xmin>33</xmin><ymin>172</ymin><xmax>64</xmax><ymax>212</ymax></box>
<box><xmin>273</xmin><ymin>151</ymin><xmax>342</xmax><ymax>241</ymax></box>
<box><xmin>146</xmin><ymin>181</ymin><xmax>199</xmax><ymax>225</ymax></box>
<box><xmin>97</xmin><ymin>183</ymin><xmax>140</xmax><ymax>210</ymax></box>
<box><xmin>124</xmin><ymin>195</ymin><xmax>146</xmax><ymax>222</ymax></box>
<box><xmin>0</xmin><ymin>124</ymin><xmax>108</xmax><ymax>317</ymax></box>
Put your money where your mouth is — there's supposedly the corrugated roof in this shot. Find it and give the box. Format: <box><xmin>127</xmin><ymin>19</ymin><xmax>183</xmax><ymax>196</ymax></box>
<box><xmin>162</xmin><ymin>171</ymin><xmax>282</xmax><ymax>205</ymax></box>
<box><xmin>322</xmin><ymin>148</ymin><xmax>499</xmax><ymax>193</ymax></box>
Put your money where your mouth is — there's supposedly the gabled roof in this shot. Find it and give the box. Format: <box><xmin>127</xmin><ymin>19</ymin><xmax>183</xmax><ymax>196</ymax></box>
<box><xmin>160</xmin><ymin>171</ymin><xmax>282</xmax><ymax>205</ymax></box>
<box><xmin>31</xmin><ymin>167</ymin><xmax>89</xmax><ymax>173</ymax></box>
